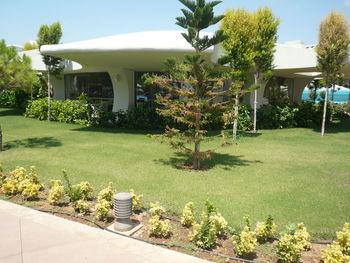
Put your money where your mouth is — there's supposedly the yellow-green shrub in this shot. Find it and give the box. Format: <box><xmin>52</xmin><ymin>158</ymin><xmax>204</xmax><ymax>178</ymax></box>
<box><xmin>276</xmin><ymin>234</ymin><xmax>303</xmax><ymax>263</ymax></box>
<box><xmin>0</xmin><ymin>165</ymin><xmax>4</xmax><ymax>187</ymax></box>
<box><xmin>73</xmin><ymin>200</ymin><xmax>90</xmax><ymax>215</ymax></box>
<box><xmin>72</xmin><ymin>181</ymin><xmax>93</xmax><ymax>200</ymax></box>
<box><xmin>9</xmin><ymin>166</ymin><xmax>26</xmax><ymax>181</ymax></box>
<box><xmin>148</xmin><ymin>215</ymin><xmax>171</xmax><ymax>238</ymax></box>
<box><xmin>149</xmin><ymin>201</ymin><xmax>165</xmax><ymax>217</ymax></box>
<box><xmin>1</xmin><ymin>177</ymin><xmax>19</xmax><ymax>195</ymax></box>
<box><xmin>20</xmin><ymin>179</ymin><xmax>41</xmax><ymax>199</ymax></box>
<box><xmin>322</xmin><ymin>223</ymin><xmax>350</xmax><ymax>263</ymax></box>
<box><xmin>27</xmin><ymin>166</ymin><xmax>40</xmax><ymax>185</ymax></box>
<box><xmin>209</xmin><ymin>212</ymin><xmax>228</xmax><ymax>236</ymax></box>
<box><xmin>232</xmin><ymin>226</ymin><xmax>258</xmax><ymax>256</ymax></box>
<box><xmin>95</xmin><ymin>198</ymin><xmax>111</xmax><ymax>221</ymax></box>
<box><xmin>97</xmin><ymin>182</ymin><xmax>115</xmax><ymax>207</ymax></box>
<box><xmin>189</xmin><ymin>221</ymin><xmax>217</xmax><ymax>249</ymax></box>
<box><xmin>294</xmin><ymin>223</ymin><xmax>312</xmax><ymax>250</ymax></box>
<box><xmin>181</xmin><ymin>202</ymin><xmax>196</xmax><ymax>227</ymax></box>
<box><xmin>255</xmin><ymin>215</ymin><xmax>276</xmax><ymax>242</ymax></box>
<box><xmin>48</xmin><ymin>180</ymin><xmax>65</xmax><ymax>205</ymax></box>
<box><xmin>129</xmin><ymin>189</ymin><xmax>143</xmax><ymax>211</ymax></box>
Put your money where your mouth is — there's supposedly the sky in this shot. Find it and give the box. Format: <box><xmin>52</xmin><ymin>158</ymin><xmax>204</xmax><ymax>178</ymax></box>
<box><xmin>1</xmin><ymin>0</ymin><xmax>350</xmax><ymax>46</ymax></box>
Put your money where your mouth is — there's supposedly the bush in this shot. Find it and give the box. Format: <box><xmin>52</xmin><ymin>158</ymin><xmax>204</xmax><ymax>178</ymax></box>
<box><xmin>97</xmin><ymin>182</ymin><xmax>115</xmax><ymax>207</ymax></box>
<box><xmin>254</xmin><ymin>215</ymin><xmax>276</xmax><ymax>242</ymax></box>
<box><xmin>0</xmin><ymin>89</ymin><xmax>30</xmax><ymax>109</ymax></box>
<box><xmin>257</xmin><ymin>103</ymin><xmax>298</xmax><ymax>129</ymax></box>
<box><xmin>129</xmin><ymin>189</ymin><xmax>143</xmax><ymax>212</ymax></box>
<box><xmin>48</xmin><ymin>180</ymin><xmax>65</xmax><ymax>205</ymax></box>
<box><xmin>73</xmin><ymin>200</ymin><xmax>90</xmax><ymax>215</ymax></box>
<box><xmin>181</xmin><ymin>202</ymin><xmax>196</xmax><ymax>227</ymax></box>
<box><xmin>62</xmin><ymin>169</ymin><xmax>85</xmax><ymax>202</ymax></box>
<box><xmin>276</xmin><ymin>234</ymin><xmax>303</xmax><ymax>263</ymax></box>
<box><xmin>149</xmin><ymin>201</ymin><xmax>166</xmax><ymax>217</ymax></box>
<box><xmin>95</xmin><ymin>198</ymin><xmax>111</xmax><ymax>222</ymax></box>
<box><xmin>72</xmin><ymin>181</ymin><xmax>93</xmax><ymax>200</ymax></box>
<box><xmin>148</xmin><ymin>215</ymin><xmax>172</xmax><ymax>238</ymax></box>
<box><xmin>322</xmin><ymin>223</ymin><xmax>350</xmax><ymax>263</ymax></box>
<box><xmin>232</xmin><ymin>225</ymin><xmax>258</xmax><ymax>257</ymax></box>
<box><xmin>209</xmin><ymin>212</ymin><xmax>228</xmax><ymax>237</ymax></box>
<box><xmin>294</xmin><ymin>223</ymin><xmax>312</xmax><ymax>250</ymax></box>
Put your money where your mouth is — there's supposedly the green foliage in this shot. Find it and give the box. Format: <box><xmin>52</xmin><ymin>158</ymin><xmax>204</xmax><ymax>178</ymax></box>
<box><xmin>149</xmin><ymin>201</ymin><xmax>166</xmax><ymax>217</ymax></box>
<box><xmin>254</xmin><ymin>215</ymin><xmax>276</xmax><ymax>242</ymax></box>
<box><xmin>73</xmin><ymin>200</ymin><xmax>90</xmax><ymax>215</ymax></box>
<box><xmin>95</xmin><ymin>198</ymin><xmax>111</xmax><ymax>221</ymax></box>
<box><xmin>22</xmin><ymin>42</ymin><xmax>38</xmax><ymax>51</ymax></box>
<box><xmin>48</xmin><ymin>180</ymin><xmax>65</xmax><ymax>205</ymax></box>
<box><xmin>97</xmin><ymin>182</ymin><xmax>115</xmax><ymax>207</ymax></box>
<box><xmin>181</xmin><ymin>202</ymin><xmax>196</xmax><ymax>227</ymax></box>
<box><xmin>0</xmin><ymin>40</ymin><xmax>39</xmax><ymax>91</ymax></box>
<box><xmin>275</xmin><ymin>234</ymin><xmax>303</xmax><ymax>263</ymax></box>
<box><xmin>129</xmin><ymin>189</ymin><xmax>143</xmax><ymax>211</ymax></box>
<box><xmin>148</xmin><ymin>215</ymin><xmax>172</xmax><ymax>238</ymax></box>
<box><xmin>72</xmin><ymin>181</ymin><xmax>93</xmax><ymax>200</ymax></box>
<box><xmin>0</xmin><ymin>89</ymin><xmax>30</xmax><ymax>109</ymax></box>
<box><xmin>232</xmin><ymin>225</ymin><xmax>258</xmax><ymax>257</ymax></box>
<box><xmin>25</xmin><ymin>98</ymin><xmax>92</xmax><ymax>124</ymax></box>
<box><xmin>62</xmin><ymin>169</ymin><xmax>84</xmax><ymax>202</ymax></box>
<box><xmin>322</xmin><ymin>223</ymin><xmax>350</xmax><ymax>263</ymax></box>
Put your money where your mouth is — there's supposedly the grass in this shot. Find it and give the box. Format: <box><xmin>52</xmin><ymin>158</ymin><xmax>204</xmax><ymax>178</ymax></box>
<box><xmin>1</xmin><ymin>108</ymin><xmax>349</xmax><ymax>238</ymax></box>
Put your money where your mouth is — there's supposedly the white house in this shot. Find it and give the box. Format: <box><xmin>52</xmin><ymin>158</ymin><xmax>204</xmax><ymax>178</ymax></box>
<box><xmin>21</xmin><ymin>31</ymin><xmax>350</xmax><ymax>111</ymax></box>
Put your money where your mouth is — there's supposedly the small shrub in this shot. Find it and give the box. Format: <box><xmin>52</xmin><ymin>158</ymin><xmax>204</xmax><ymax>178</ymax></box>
<box><xmin>189</xmin><ymin>220</ymin><xmax>217</xmax><ymax>249</ymax></box>
<box><xmin>62</xmin><ymin>169</ymin><xmax>84</xmax><ymax>202</ymax></box>
<box><xmin>73</xmin><ymin>200</ymin><xmax>90</xmax><ymax>215</ymax></box>
<box><xmin>322</xmin><ymin>223</ymin><xmax>350</xmax><ymax>263</ymax></box>
<box><xmin>97</xmin><ymin>182</ymin><xmax>115</xmax><ymax>207</ymax></box>
<box><xmin>129</xmin><ymin>189</ymin><xmax>143</xmax><ymax>211</ymax></box>
<box><xmin>276</xmin><ymin>234</ymin><xmax>303</xmax><ymax>263</ymax></box>
<box><xmin>19</xmin><ymin>179</ymin><xmax>41</xmax><ymax>199</ymax></box>
<box><xmin>1</xmin><ymin>176</ymin><xmax>19</xmax><ymax>195</ymax></box>
<box><xmin>72</xmin><ymin>181</ymin><xmax>93</xmax><ymax>200</ymax></box>
<box><xmin>209</xmin><ymin>212</ymin><xmax>228</xmax><ymax>237</ymax></box>
<box><xmin>48</xmin><ymin>180</ymin><xmax>65</xmax><ymax>205</ymax></box>
<box><xmin>232</xmin><ymin>225</ymin><xmax>258</xmax><ymax>257</ymax></box>
<box><xmin>181</xmin><ymin>202</ymin><xmax>196</xmax><ymax>227</ymax></box>
<box><xmin>148</xmin><ymin>215</ymin><xmax>172</xmax><ymax>238</ymax></box>
<box><xmin>255</xmin><ymin>215</ymin><xmax>276</xmax><ymax>242</ymax></box>
<box><xmin>95</xmin><ymin>198</ymin><xmax>111</xmax><ymax>222</ymax></box>
<box><xmin>294</xmin><ymin>223</ymin><xmax>311</xmax><ymax>250</ymax></box>
<box><xmin>149</xmin><ymin>201</ymin><xmax>166</xmax><ymax>217</ymax></box>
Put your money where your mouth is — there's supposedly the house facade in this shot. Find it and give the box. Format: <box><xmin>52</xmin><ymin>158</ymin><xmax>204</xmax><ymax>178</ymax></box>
<box><xmin>21</xmin><ymin>31</ymin><xmax>350</xmax><ymax>111</ymax></box>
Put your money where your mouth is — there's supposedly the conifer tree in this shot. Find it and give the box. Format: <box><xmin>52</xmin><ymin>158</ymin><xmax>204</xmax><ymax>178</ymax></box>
<box><xmin>316</xmin><ymin>12</ymin><xmax>350</xmax><ymax>136</ymax></box>
<box><xmin>146</xmin><ymin>0</ymin><xmax>226</xmax><ymax>169</ymax></box>
<box><xmin>37</xmin><ymin>22</ymin><xmax>63</xmax><ymax>121</ymax></box>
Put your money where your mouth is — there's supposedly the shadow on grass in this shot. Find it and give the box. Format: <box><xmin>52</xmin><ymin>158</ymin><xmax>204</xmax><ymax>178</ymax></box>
<box><xmin>312</xmin><ymin>118</ymin><xmax>350</xmax><ymax>134</ymax></box>
<box><xmin>70</xmin><ymin>126</ymin><xmax>162</xmax><ymax>135</ymax></box>
<box><xmin>0</xmin><ymin>108</ymin><xmax>23</xmax><ymax>117</ymax></box>
<box><xmin>4</xmin><ymin>136</ymin><xmax>62</xmax><ymax>150</ymax></box>
<box><xmin>155</xmin><ymin>152</ymin><xmax>262</xmax><ymax>171</ymax></box>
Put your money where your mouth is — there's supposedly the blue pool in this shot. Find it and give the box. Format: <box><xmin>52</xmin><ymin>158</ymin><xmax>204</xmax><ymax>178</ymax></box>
<box><xmin>302</xmin><ymin>89</ymin><xmax>350</xmax><ymax>104</ymax></box>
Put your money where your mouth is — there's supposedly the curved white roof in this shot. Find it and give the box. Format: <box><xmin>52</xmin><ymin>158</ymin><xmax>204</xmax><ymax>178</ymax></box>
<box><xmin>41</xmin><ymin>31</ymin><xmax>214</xmax><ymax>54</ymax></box>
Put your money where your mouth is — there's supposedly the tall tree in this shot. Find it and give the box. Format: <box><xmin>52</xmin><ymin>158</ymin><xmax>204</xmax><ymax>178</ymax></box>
<box><xmin>251</xmin><ymin>8</ymin><xmax>279</xmax><ymax>133</ymax></box>
<box><xmin>146</xmin><ymin>0</ymin><xmax>226</xmax><ymax>170</ymax></box>
<box><xmin>219</xmin><ymin>8</ymin><xmax>255</xmax><ymax>139</ymax></box>
<box><xmin>316</xmin><ymin>12</ymin><xmax>350</xmax><ymax>136</ymax></box>
<box><xmin>0</xmin><ymin>39</ymin><xmax>38</xmax><ymax>151</ymax></box>
<box><xmin>37</xmin><ymin>22</ymin><xmax>63</xmax><ymax>121</ymax></box>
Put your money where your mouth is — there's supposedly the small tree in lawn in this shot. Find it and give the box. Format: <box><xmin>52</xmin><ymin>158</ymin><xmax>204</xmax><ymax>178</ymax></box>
<box><xmin>146</xmin><ymin>0</ymin><xmax>226</xmax><ymax>170</ymax></box>
<box><xmin>37</xmin><ymin>22</ymin><xmax>63</xmax><ymax>121</ymax></box>
<box><xmin>0</xmin><ymin>40</ymin><xmax>38</xmax><ymax>151</ymax></box>
<box><xmin>316</xmin><ymin>12</ymin><xmax>350</xmax><ymax>136</ymax></box>
<box><xmin>219</xmin><ymin>8</ymin><xmax>255</xmax><ymax>139</ymax></box>
<box><xmin>251</xmin><ymin>8</ymin><xmax>279</xmax><ymax>133</ymax></box>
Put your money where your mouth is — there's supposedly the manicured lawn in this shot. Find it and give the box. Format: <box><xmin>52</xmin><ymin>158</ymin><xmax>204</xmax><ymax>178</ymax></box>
<box><xmin>1</xmin><ymin>108</ymin><xmax>349</xmax><ymax>238</ymax></box>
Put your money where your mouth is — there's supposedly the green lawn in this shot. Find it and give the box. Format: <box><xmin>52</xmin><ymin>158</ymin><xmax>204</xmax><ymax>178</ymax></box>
<box><xmin>1</xmin><ymin>108</ymin><xmax>349</xmax><ymax>238</ymax></box>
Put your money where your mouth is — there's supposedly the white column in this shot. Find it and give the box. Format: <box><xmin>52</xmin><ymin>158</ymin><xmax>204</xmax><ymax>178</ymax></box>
<box><xmin>108</xmin><ymin>69</ymin><xmax>135</xmax><ymax>111</ymax></box>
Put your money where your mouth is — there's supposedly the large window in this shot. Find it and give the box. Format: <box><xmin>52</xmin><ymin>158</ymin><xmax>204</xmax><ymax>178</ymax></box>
<box><xmin>64</xmin><ymin>72</ymin><xmax>113</xmax><ymax>108</ymax></box>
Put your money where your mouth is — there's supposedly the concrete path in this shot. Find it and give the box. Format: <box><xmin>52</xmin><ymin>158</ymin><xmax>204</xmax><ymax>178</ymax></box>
<box><xmin>0</xmin><ymin>200</ymin><xmax>211</xmax><ymax>263</ymax></box>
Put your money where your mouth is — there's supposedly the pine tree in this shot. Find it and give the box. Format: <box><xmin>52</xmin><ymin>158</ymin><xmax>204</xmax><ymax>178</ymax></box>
<box><xmin>146</xmin><ymin>0</ymin><xmax>226</xmax><ymax>170</ymax></box>
<box><xmin>37</xmin><ymin>22</ymin><xmax>63</xmax><ymax>122</ymax></box>
<box><xmin>316</xmin><ymin>12</ymin><xmax>350</xmax><ymax>136</ymax></box>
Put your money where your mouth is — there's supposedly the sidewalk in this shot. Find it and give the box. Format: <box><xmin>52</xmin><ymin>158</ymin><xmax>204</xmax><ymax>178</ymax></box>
<box><xmin>0</xmin><ymin>200</ymin><xmax>211</xmax><ymax>263</ymax></box>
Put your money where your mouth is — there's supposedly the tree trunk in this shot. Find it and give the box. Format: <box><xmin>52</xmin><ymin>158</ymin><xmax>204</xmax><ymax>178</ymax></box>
<box><xmin>330</xmin><ymin>84</ymin><xmax>335</xmax><ymax>122</ymax></box>
<box><xmin>47</xmin><ymin>70</ymin><xmax>51</xmax><ymax>122</ymax></box>
<box><xmin>321</xmin><ymin>86</ymin><xmax>329</xmax><ymax>137</ymax></box>
<box><xmin>193</xmin><ymin>112</ymin><xmax>201</xmax><ymax>170</ymax></box>
<box><xmin>253</xmin><ymin>73</ymin><xmax>259</xmax><ymax>133</ymax></box>
<box><xmin>232</xmin><ymin>94</ymin><xmax>239</xmax><ymax>139</ymax></box>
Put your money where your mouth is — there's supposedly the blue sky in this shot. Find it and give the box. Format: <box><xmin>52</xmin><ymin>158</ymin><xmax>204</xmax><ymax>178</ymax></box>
<box><xmin>2</xmin><ymin>0</ymin><xmax>349</xmax><ymax>46</ymax></box>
